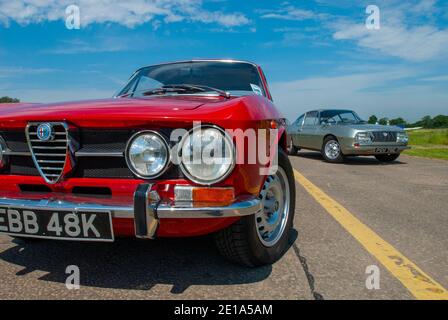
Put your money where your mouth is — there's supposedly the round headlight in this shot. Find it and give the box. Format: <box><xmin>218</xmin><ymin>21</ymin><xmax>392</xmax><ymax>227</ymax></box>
<box><xmin>126</xmin><ymin>131</ymin><xmax>169</xmax><ymax>179</ymax></box>
<box><xmin>180</xmin><ymin>126</ymin><xmax>235</xmax><ymax>185</ymax></box>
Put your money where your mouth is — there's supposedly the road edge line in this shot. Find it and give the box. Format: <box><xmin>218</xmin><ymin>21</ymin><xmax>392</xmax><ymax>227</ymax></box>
<box><xmin>294</xmin><ymin>169</ymin><xmax>448</xmax><ymax>300</ymax></box>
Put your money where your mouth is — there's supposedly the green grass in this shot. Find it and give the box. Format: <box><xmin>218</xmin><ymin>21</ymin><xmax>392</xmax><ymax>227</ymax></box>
<box><xmin>403</xmin><ymin>129</ymin><xmax>448</xmax><ymax>160</ymax></box>
<box><xmin>406</xmin><ymin>128</ymin><xmax>448</xmax><ymax>146</ymax></box>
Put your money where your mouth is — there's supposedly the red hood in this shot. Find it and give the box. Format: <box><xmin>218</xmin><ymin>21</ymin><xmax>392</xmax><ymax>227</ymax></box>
<box><xmin>0</xmin><ymin>96</ymin><xmax>229</xmax><ymax>128</ymax></box>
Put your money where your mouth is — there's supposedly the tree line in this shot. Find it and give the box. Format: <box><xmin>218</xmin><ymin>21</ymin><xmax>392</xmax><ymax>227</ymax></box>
<box><xmin>0</xmin><ymin>96</ymin><xmax>20</xmax><ymax>103</ymax></box>
<box><xmin>367</xmin><ymin>114</ymin><xmax>448</xmax><ymax>128</ymax></box>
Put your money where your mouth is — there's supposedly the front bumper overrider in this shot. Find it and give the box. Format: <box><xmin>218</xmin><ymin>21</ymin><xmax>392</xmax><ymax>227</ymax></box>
<box><xmin>0</xmin><ymin>183</ymin><xmax>262</xmax><ymax>240</ymax></box>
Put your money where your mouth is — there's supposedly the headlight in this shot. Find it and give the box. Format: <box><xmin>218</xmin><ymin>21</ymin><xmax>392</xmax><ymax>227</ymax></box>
<box><xmin>180</xmin><ymin>126</ymin><xmax>235</xmax><ymax>185</ymax></box>
<box><xmin>125</xmin><ymin>131</ymin><xmax>169</xmax><ymax>179</ymax></box>
<box><xmin>397</xmin><ymin>132</ymin><xmax>409</xmax><ymax>143</ymax></box>
<box><xmin>355</xmin><ymin>132</ymin><xmax>373</xmax><ymax>144</ymax></box>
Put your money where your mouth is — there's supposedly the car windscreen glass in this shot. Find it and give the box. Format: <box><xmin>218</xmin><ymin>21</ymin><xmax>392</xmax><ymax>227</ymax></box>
<box><xmin>320</xmin><ymin>110</ymin><xmax>363</xmax><ymax>124</ymax></box>
<box><xmin>118</xmin><ymin>61</ymin><xmax>266</xmax><ymax>98</ymax></box>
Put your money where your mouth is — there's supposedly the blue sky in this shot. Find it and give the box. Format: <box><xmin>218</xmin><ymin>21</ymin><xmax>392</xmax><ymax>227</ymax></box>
<box><xmin>1</xmin><ymin>0</ymin><xmax>448</xmax><ymax>122</ymax></box>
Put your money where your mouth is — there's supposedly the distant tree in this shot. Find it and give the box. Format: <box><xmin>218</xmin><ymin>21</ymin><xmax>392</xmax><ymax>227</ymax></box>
<box><xmin>431</xmin><ymin>115</ymin><xmax>448</xmax><ymax>128</ymax></box>
<box><xmin>368</xmin><ymin>115</ymin><xmax>378</xmax><ymax>124</ymax></box>
<box><xmin>389</xmin><ymin>117</ymin><xmax>407</xmax><ymax>126</ymax></box>
<box><xmin>0</xmin><ymin>96</ymin><xmax>20</xmax><ymax>103</ymax></box>
<box><xmin>420</xmin><ymin>115</ymin><xmax>433</xmax><ymax>128</ymax></box>
<box><xmin>378</xmin><ymin>117</ymin><xmax>388</xmax><ymax>125</ymax></box>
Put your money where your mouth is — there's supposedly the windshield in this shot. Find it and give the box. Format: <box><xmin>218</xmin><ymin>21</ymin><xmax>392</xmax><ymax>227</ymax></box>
<box><xmin>320</xmin><ymin>110</ymin><xmax>364</xmax><ymax>124</ymax></box>
<box><xmin>116</xmin><ymin>61</ymin><xmax>266</xmax><ymax>98</ymax></box>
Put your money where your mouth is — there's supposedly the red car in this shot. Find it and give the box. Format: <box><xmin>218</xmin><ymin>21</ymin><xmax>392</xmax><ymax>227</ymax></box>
<box><xmin>0</xmin><ymin>60</ymin><xmax>295</xmax><ymax>267</ymax></box>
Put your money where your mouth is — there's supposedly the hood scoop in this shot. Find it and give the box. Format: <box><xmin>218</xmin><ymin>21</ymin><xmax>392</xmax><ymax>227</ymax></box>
<box><xmin>26</xmin><ymin>122</ymin><xmax>69</xmax><ymax>184</ymax></box>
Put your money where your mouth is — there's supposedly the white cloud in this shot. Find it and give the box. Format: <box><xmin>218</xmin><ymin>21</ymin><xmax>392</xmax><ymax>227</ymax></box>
<box><xmin>0</xmin><ymin>66</ymin><xmax>61</xmax><ymax>77</ymax></box>
<box><xmin>331</xmin><ymin>1</ymin><xmax>448</xmax><ymax>62</ymax></box>
<box><xmin>0</xmin><ymin>0</ymin><xmax>249</xmax><ymax>28</ymax></box>
<box><xmin>259</xmin><ymin>3</ymin><xmax>319</xmax><ymax>21</ymax></box>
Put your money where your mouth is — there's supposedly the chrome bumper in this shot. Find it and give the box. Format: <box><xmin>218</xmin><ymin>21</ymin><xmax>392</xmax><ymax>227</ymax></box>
<box><xmin>342</xmin><ymin>145</ymin><xmax>410</xmax><ymax>155</ymax></box>
<box><xmin>0</xmin><ymin>184</ymin><xmax>262</xmax><ymax>239</ymax></box>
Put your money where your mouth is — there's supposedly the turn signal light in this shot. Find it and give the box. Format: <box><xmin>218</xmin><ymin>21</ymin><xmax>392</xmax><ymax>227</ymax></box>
<box><xmin>174</xmin><ymin>186</ymin><xmax>235</xmax><ymax>206</ymax></box>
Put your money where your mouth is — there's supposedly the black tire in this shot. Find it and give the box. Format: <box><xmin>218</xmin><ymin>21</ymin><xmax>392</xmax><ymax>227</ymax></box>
<box><xmin>375</xmin><ymin>154</ymin><xmax>400</xmax><ymax>162</ymax></box>
<box><xmin>287</xmin><ymin>137</ymin><xmax>298</xmax><ymax>155</ymax></box>
<box><xmin>321</xmin><ymin>136</ymin><xmax>345</xmax><ymax>163</ymax></box>
<box><xmin>214</xmin><ymin>149</ymin><xmax>295</xmax><ymax>267</ymax></box>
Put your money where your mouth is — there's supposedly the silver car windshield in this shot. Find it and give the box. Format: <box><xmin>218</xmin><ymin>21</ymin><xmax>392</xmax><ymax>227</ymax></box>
<box><xmin>320</xmin><ymin>110</ymin><xmax>365</xmax><ymax>124</ymax></box>
<box><xmin>116</xmin><ymin>61</ymin><xmax>266</xmax><ymax>98</ymax></box>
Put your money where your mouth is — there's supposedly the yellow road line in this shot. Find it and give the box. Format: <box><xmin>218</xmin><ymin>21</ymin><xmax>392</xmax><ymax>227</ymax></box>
<box><xmin>293</xmin><ymin>169</ymin><xmax>448</xmax><ymax>300</ymax></box>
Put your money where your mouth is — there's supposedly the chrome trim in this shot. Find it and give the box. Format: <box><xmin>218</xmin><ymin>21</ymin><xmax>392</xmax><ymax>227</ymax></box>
<box><xmin>178</xmin><ymin>125</ymin><xmax>236</xmax><ymax>186</ymax></box>
<box><xmin>125</xmin><ymin>130</ymin><xmax>171</xmax><ymax>180</ymax></box>
<box><xmin>1</xmin><ymin>150</ymin><xmax>31</xmax><ymax>156</ymax></box>
<box><xmin>25</xmin><ymin>122</ymin><xmax>70</xmax><ymax>185</ymax></box>
<box><xmin>0</xmin><ymin>195</ymin><xmax>261</xmax><ymax>220</ymax></box>
<box><xmin>75</xmin><ymin>151</ymin><xmax>124</xmax><ymax>157</ymax></box>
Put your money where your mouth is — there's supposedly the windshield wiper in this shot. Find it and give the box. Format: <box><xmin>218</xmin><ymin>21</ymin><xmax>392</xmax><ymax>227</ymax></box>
<box><xmin>117</xmin><ymin>84</ymin><xmax>230</xmax><ymax>99</ymax></box>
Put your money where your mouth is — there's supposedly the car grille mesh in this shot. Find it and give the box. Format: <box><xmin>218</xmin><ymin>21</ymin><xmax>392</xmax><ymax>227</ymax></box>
<box><xmin>26</xmin><ymin>123</ymin><xmax>68</xmax><ymax>183</ymax></box>
<box><xmin>371</xmin><ymin>131</ymin><xmax>397</xmax><ymax>143</ymax></box>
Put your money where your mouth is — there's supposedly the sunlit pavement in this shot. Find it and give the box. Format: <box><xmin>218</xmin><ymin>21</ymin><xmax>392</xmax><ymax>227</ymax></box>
<box><xmin>0</xmin><ymin>154</ymin><xmax>446</xmax><ymax>299</ymax></box>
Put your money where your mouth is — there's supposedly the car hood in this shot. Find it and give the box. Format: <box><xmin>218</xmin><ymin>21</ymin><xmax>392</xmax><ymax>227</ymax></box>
<box><xmin>0</xmin><ymin>96</ymin><xmax>213</xmax><ymax>119</ymax></box>
<box><xmin>0</xmin><ymin>96</ymin><xmax>234</xmax><ymax>126</ymax></box>
<box><xmin>341</xmin><ymin>124</ymin><xmax>403</xmax><ymax>131</ymax></box>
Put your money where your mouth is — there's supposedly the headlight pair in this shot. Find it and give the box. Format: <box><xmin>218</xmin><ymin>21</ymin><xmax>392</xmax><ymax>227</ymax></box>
<box><xmin>355</xmin><ymin>132</ymin><xmax>373</xmax><ymax>144</ymax></box>
<box><xmin>125</xmin><ymin>126</ymin><xmax>235</xmax><ymax>185</ymax></box>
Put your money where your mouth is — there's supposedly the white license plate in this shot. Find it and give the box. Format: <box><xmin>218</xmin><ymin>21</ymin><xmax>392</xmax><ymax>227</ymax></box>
<box><xmin>0</xmin><ymin>208</ymin><xmax>114</xmax><ymax>242</ymax></box>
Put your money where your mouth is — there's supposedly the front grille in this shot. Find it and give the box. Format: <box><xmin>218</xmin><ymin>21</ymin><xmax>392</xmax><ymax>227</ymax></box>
<box><xmin>371</xmin><ymin>131</ymin><xmax>397</xmax><ymax>143</ymax></box>
<box><xmin>2</xmin><ymin>126</ymin><xmax>183</xmax><ymax>180</ymax></box>
<box><xmin>26</xmin><ymin>123</ymin><xmax>69</xmax><ymax>183</ymax></box>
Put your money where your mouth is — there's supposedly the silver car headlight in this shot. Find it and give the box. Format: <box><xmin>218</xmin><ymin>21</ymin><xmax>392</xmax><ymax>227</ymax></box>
<box><xmin>397</xmin><ymin>132</ymin><xmax>409</xmax><ymax>143</ymax></box>
<box><xmin>126</xmin><ymin>131</ymin><xmax>170</xmax><ymax>179</ymax></box>
<box><xmin>355</xmin><ymin>132</ymin><xmax>373</xmax><ymax>144</ymax></box>
<box><xmin>180</xmin><ymin>126</ymin><xmax>235</xmax><ymax>185</ymax></box>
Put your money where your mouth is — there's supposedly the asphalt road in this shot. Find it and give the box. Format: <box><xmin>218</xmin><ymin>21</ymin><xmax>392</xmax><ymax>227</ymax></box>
<box><xmin>0</xmin><ymin>153</ymin><xmax>446</xmax><ymax>300</ymax></box>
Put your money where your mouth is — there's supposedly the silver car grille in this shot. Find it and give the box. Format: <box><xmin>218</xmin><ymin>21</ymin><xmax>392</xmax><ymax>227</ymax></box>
<box><xmin>26</xmin><ymin>123</ymin><xmax>69</xmax><ymax>184</ymax></box>
<box><xmin>371</xmin><ymin>131</ymin><xmax>397</xmax><ymax>143</ymax></box>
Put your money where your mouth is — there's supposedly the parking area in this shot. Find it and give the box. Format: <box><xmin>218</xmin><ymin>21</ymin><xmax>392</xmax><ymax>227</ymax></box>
<box><xmin>0</xmin><ymin>153</ymin><xmax>447</xmax><ymax>299</ymax></box>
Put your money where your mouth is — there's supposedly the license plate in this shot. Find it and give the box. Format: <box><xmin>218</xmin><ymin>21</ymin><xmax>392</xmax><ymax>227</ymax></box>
<box><xmin>375</xmin><ymin>147</ymin><xmax>391</xmax><ymax>153</ymax></box>
<box><xmin>0</xmin><ymin>207</ymin><xmax>114</xmax><ymax>242</ymax></box>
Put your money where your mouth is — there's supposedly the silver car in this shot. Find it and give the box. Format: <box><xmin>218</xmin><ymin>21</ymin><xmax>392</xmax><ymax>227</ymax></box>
<box><xmin>287</xmin><ymin>109</ymin><xmax>410</xmax><ymax>163</ymax></box>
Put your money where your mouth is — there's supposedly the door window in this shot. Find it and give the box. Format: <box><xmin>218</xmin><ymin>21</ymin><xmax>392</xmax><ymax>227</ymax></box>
<box><xmin>303</xmin><ymin>112</ymin><xmax>318</xmax><ymax>126</ymax></box>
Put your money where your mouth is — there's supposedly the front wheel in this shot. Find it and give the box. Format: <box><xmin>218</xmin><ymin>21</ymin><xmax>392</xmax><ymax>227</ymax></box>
<box><xmin>321</xmin><ymin>136</ymin><xmax>345</xmax><ymax>163</ymax></box>
<box><xmin>375</xmin><ymin>154</ymin><xmax>400</xmax><ymax>162</ymax></box>
<box><xmin>214</xmin><ymin>150</ymin><xmax>295</xmax><ymax>267</ymax></box>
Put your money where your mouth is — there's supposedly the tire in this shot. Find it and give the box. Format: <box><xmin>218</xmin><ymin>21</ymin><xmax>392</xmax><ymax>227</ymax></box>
<box><xmin>375</xmin><ymin>154</ymin><xmax>400</xmax><ymax>162</ymax></box>
<box><xmin>287</xmin><ymin>137</ymin><xmax>298</xmax><ymax>155</ymax></box>
<box><xmin>214</xmin><ymin>149</ymin><xmax>295</xmax><ymax>267</ymax></box>
<box><xmin>321</xmin><ymin>136</ymin><xmax>345</xmax><ymax>163</ymax></box>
